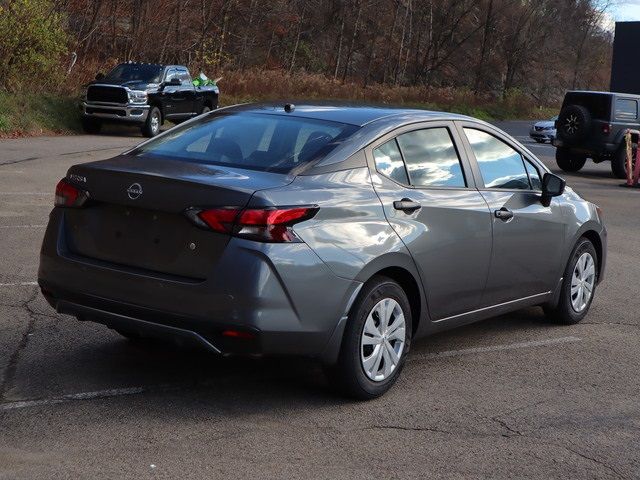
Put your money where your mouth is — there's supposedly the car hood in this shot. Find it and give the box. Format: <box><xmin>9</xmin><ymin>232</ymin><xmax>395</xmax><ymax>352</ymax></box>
<box><xmin>88</xmin><ymin>80</ymin><xmax>159</xmax><ymax>91</ymax></box>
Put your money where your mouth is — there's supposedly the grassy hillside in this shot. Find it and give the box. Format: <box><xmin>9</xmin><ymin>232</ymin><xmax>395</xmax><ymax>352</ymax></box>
<box><xmin>0</xmin><ymin>71</ymin><xmax>558</xmax><ymax>137</ymax></box>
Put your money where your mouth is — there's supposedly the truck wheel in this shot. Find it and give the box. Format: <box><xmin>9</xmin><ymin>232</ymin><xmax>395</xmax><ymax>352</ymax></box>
<box><xmin>611</xmin><ymin>144</ymin><xmax>632</xmax><ymax>179</ymax></box>
<box><xmin>142</xmin><ymin>107</ymin><xmax>161</xmax><ymax>137</ymax></box>
<box><xmin>81</xmin><ymin>117</ymin><xmax>102</xmax><ymax>134</ymax></box>
<box><xmin>556</xmin><ymin>147</ymin><xmax>586</xmax><ymax>172</ymax></box>
<box><xmin>201</xmin><ymin>105</ymin><xmax>211</xmax><ymax>115</ymax></box>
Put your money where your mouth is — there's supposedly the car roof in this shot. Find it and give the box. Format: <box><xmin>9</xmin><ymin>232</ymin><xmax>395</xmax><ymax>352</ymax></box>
<box><xmin>567</xmin><ymin>90</ymin><xmax>640</xmax><ymax>98</ymax></box>
<box><xmin>221</xmin><ymin>102</ymin><xmax>474</xmax><ymax>127</ymax></box>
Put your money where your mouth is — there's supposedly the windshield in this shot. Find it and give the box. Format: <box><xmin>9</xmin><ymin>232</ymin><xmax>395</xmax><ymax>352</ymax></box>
<box><xmin>129</xmin><ymin>112</ymin><xmax>359</xmax><ymax>174</ymax></box>
<box><xmin>104</xmin><ymin>64</ymin><xmax>163</xmax><ymax>83</ymax></box>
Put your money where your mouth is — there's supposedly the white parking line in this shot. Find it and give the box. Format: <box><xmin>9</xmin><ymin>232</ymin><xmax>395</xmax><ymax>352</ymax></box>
<box><xmin>0</xmin><ymin>337</ymin><xmax>583</xmax><ymax>411</ymax></box>
<box><xmin>0</xmin><ymin>225</ymin><xmax>46</xmax><ymax>229</ymax></box>
<box><xmin>0</xmin><ymin>282</ymin><xmax>38</xmax><ymax>287</ymax></box>
<box><xmin>0</xmin><ymin>192</ymin><xmax>50</xmax><ymax>195</ymax></box>
<box><xmin>413</xmin><ymin>336</ymin><xmax>581</xmax><ymax>361</ymax></box>
<box><xmin>0</xmin><ymin>387</ymin><xmax>148</xmax><ymax>411</ymax></box>
<box><xmin>0</xmin><ymin>384</ymin><xmax>191</xmax><ymax>412</ymax></box>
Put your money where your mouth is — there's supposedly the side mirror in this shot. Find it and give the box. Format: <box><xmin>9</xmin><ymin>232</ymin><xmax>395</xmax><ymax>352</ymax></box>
<box><xmin>95</xmin><ymin>72</ymin><xmax>105</xmax><ymax>81</ymax></box>
<box><xmin>541</xmin><ymin>172</ymin><xmax>565</xmax><ymax>206</ymax></box>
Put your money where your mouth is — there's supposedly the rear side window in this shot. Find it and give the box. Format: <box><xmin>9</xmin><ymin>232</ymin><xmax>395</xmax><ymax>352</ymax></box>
<box><xmin>464</xmin><ymin>129</ymin><xmax>530</xmax><ymax>190</ymax></box>
<box><xmin>615</xmin><ymin>98</ymin><xmax>638</xmax><ymax>120</ymax></box>
<box><xmin>130</xmin><ymin>113</ymin><xmax>358</xmax><ymax>174</ymax></box>
<box><xmin>395</xmin><ymin>128</ymin><xmax>466</xmax><ymax>187</ymax></box>
<box><xmin>373</xmin><ymin>139</ymin><xmax>409</xmax><ymax>185</ymax></box>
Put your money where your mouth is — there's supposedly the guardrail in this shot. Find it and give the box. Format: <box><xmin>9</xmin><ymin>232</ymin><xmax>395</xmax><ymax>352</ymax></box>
<box><xmin>624</xmin><ymin>129</ymin><xmax>640</xmax><ymax>188</ymax></box>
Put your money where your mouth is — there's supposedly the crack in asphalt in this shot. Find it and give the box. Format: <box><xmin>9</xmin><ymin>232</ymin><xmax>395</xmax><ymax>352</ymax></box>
<box><xmin>0</xmin><ymin>145</ymin><xmax>132</xmax><ymax>167</ymax></box>
<box><xmin>365</xmin><ymin>425</ymin><xmax>452</xmax><ymax>435</ymax></box>
<box><xmin>559</xmin><ymin>445</ymin><xmax>629</xmax><ymax>480</ymax></box>
<box><xmin>0</xmin><ymin>287</ymin><xmax>39</xmax><ymax>401</ymax></box>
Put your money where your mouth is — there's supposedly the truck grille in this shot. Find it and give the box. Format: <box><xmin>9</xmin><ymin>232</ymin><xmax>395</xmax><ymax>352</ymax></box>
<box><xmin>87</xmin><ymin>86</ymin><xmax>128</xmax><ymax>104</ymax></box>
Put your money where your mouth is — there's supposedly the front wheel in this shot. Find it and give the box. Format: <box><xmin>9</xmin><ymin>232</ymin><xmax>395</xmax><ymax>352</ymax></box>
<box><xmin>556</xmin><ymin>147</ymin><xmax>586</xmax><ymax>172</ymax></box>
<box><xmin>142</xmin><ymin>106</ymin><xmax>161</xmax><ymax>137</ymax></box>
<box><xmin>544</xmin><ymin>238</ymin><xmax>598</xmax><ymax>324</ymax></box>
<box><xmin>81</xmin><ymin>117</ymin><xmax>102</xmax><ymax>134</ymax></box>
<box><xmin>326</xmin><ymin>276</ymin><xmax>412</xmax><ymax>399</ymax></box>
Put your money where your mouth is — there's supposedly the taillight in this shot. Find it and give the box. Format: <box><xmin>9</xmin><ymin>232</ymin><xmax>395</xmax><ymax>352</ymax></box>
<box><xmin>186</xmin><ymin>206</ymin><xmax>318</xmax><ymax>242</ymax></box>
<box><xmin>602</xmin><ymin>124</ymin><xmax>612</xmax><ymax>135</ymax></box>
<box><xmin>55</xmin><ymin>178</ymin><xmax>89</xmax><ymax>207</ymax></box>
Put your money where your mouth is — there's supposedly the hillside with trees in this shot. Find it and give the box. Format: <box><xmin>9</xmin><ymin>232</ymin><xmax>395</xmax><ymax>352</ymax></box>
<box><xmin>0</xmin><ymin>0</ymin><xmax>614</xmax><ymax>134</ymax></box>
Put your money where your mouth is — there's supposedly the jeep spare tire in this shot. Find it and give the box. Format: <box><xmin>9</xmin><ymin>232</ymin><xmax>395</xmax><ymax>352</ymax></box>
<box><xmin>557</xmin><ymin>105</ymin><xmax>591</xmax><ymax>143</ymax></box>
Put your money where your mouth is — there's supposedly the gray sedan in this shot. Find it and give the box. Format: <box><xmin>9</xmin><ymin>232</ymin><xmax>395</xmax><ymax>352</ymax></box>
<box><xmin>38</xmin><ymin>103</ymin><xmax>606</xmax><ymax>399</ymax></box>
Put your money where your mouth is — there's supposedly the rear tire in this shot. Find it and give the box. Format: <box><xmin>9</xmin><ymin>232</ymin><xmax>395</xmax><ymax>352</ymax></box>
<box><xmin>326</xmin><ymin>276</ymin><xmax>412</xmax><ymax>400</ymax></box>
<box><xmin>201</xmin><ymin>105</ymin><xmax>212</xmax><ymax>115</ymax></box>
<box><xmin>81</xmin><ymin>117</ymin><xmax>102</xmax><ymax>134</ymax></box>
<box><xmin>142</xmin><ymin>106</ymin><xmax>161</xmax><ymax>137</ymax></box>
<box><xmin>544</xmin><ymin>238</ymin><xmax>598</xmax><ymax>325</ymax></box>
<box><xmin>556</xmin><ymin>147</ymin><xmax>586</xmax><ymax>172</ymax></box>
<box><xmin>557</xmin><ymin>104</ymin><xmax>591</xmax><ymax>143</ymax></box>
<box><xmin>611</xmin><ymin>144</ymin><xmax>631</xmax><ymax>179</ymax></box>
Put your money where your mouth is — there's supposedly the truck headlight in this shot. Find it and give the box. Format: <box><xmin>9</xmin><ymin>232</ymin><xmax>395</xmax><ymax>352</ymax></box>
<box><xmin>128</xmin><ymin>90</ymin><xmax>148</xmax><ymax>104</ymax></box>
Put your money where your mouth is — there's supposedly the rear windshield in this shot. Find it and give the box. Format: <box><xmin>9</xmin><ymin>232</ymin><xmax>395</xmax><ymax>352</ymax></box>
<box><xmin>130</xmin><ymin>112</ymin><xmax>359</xmax><ymax>174</ymax></box>
<box><xmin>563</xmin><ymin>93</ymin><xmax>612</xmax><ymax>120</ymax></box>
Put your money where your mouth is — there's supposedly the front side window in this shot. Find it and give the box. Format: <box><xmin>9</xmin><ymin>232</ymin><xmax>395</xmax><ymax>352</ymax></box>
<box><xmin>524</xmin><ymin>160</ymin><xmax>543</xmax><ymax>190</ymax></box>
<box><xmin>464</xmin><ymin>128</ymin><xmax>530</xmax><ymax>190</ymax></box>
<box><xmin>396</xmin><ymin>128</ymin><xmax>466</xmax><ymax>187</ymax></box>
<box><xmin>615</xmin><ymin>98</ymin><xmax>637</xmax><ymax>120</ymax></box>
<box><xmin>373</xmin><ymin>139</ymin><xmax>409</xmax><ymax>185</ymax></box>
<box><xmin>130</xmin><ymin>112</ymin><xmax>358</xmax><ymax>174</ymax></box>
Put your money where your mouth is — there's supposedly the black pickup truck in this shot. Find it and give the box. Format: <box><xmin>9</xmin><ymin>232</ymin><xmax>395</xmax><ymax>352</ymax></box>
<box><xmin>80</xmin><ymin>62</ymin><xmax>219</xmax><ymax>137</ymax></box>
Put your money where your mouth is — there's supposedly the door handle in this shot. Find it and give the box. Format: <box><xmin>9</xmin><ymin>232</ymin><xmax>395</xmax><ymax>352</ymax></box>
<box><xmin>393</xmin><ymin>198</ymin><xmax>422</xmax><ymax>213</ymax></box>
<box><xmin>494</xmin><ymin>207</ymin><xmax>514</xmax><ymax>221</ymax></box>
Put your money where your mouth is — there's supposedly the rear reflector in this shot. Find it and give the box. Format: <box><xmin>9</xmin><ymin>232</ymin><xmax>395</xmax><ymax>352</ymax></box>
<box><xmin>221</xmin><ymin>329</ymin><xmax>256</xmax><ymax>340</ymax></box>
<box><xmin>55</xmin><ymin>178</ymin><xmax>89</xmax><ymax>207</ymax></box>
<box><xmin>186</xmin><ymin>206</ymin><xmax>318</xmax><ymax>242</ymax></box>
<box><xmin>602</xmin><ymin>124</ymin><xmax>612</xmax><ymax>134</ymax></box>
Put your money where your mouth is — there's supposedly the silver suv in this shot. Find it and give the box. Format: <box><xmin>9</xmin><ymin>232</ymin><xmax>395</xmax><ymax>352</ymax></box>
<box><xmin>39</xmin><ymin>104</ymin><xmax>607</xmax><ymax>398</ymax></box>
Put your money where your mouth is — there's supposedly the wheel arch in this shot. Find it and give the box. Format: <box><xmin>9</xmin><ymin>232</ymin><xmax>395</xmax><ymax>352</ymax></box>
<box><xmin>353</xmin><ymin>252</ymin><xmax>429</xmax><ymax>338</ymax></box>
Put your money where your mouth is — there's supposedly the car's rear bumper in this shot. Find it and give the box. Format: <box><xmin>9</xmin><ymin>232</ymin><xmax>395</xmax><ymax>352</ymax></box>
<box><xmin>81</xmin><ymin>101</ymin><xmax>149</xmax><ymax>123</ymax></box>
<box><xmin>38</xmin><ymin>209</ymin><xmax>361</xmax><ymax>359</ymax></box>
<box><xmin>553</xmin><ymin>138</ymin><xmax>618</xmax><ymax>156</ymax></box>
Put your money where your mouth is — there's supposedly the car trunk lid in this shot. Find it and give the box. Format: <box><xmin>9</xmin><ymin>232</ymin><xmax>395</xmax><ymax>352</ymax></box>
<box><xmin>62</xmin><ymin>155</ymin><xmax>293</xmax><ymax>280</ymax></box>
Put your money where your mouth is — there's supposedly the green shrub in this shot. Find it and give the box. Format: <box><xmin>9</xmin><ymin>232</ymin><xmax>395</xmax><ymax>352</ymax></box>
<box><xmin>0</xmin><ymin>0</ymin><xmax>68</xmax><ymax>91</ymax></box>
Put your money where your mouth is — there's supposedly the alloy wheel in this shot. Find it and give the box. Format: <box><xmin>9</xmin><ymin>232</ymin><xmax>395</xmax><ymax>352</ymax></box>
<box><xmin>360</xmin><ymin>298</ymin><xmax>406</xmax><ymax>382</ymax></box>
<box><xmin>571</xmin><ymin>252</ymin><xmax>596</xmax><ymax>313</ymax></box>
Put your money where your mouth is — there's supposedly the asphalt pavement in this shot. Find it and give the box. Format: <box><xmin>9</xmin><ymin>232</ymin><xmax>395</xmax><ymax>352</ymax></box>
<box><xmin>0</xmin><ymin>121</ymin><xmax>638</xmax><ymax>479</ymax></box>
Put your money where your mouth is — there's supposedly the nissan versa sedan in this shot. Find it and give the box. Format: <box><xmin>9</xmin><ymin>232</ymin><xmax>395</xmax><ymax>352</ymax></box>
<box><xmin>39</xmin><ymin>103</ymin><xmax>606</xmax><ymax>399</ymax></box>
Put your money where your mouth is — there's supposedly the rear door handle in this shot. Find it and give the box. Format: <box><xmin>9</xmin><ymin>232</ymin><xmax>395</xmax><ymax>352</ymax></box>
<box><xmin>494</xmin><ymin>207</ymin><xmax>514</xmax><ymax>221</ymax></box>
<box><xmin>393</xmin><ymin>198</ymin><xmax>422</xmax><ymax>213</ymax></box>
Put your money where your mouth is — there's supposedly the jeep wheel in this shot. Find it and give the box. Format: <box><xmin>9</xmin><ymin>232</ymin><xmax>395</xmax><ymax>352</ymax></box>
<box><xmin>81</xmin><ymin>117</ymin><xmax>102</xmax><ymax>134</ymax></box>
<box><xmin>142</xmin><ymin>106</ymin><xmax>161</xmax><ymax>137</ymax></box>
<box><xmin>611</xmin><ymin>144</ymin><xmax>634</xmax><ymax>179</ymax></box>
<box><xmin>556</xmin><ymin>147</ymin><xmax>586</xmax><ymax>172</ymax></box>
<box><xmin>201</xmin><ymin>105</ymin><xmax>212</xmax><ymax>115</ymax></box>
<box><xmin>557</xmin><ymin>105</ymin><xmax>591</xmax><ymax>143</ymax></box>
